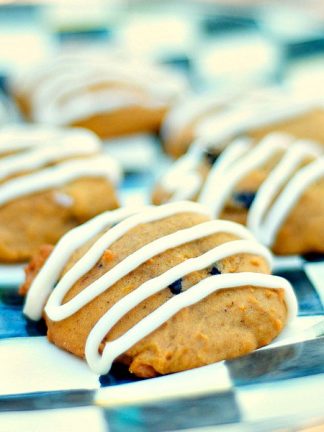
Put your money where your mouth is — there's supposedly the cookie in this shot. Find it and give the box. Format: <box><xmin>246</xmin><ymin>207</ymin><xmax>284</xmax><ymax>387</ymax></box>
<box><xmin>0</xmin><ymin>125</ymin><xmax>121</xmax><ymax>262</ymax></box>
<box><xmin>153</xmin><ymin>133</ymin><xmax>324</xmax><ymax>255</ymax></box>
<box><xmin>22</xmin><ymin>202</ymin><xmax>297</xmax><ymax>378</ymax></box>
<box><xmin>11</xmin><ymin>51</ymin><xmax>187</xmax><ymax>139</ymax></box>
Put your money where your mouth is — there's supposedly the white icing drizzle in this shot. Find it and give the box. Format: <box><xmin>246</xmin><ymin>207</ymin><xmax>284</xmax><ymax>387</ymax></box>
<box><xmin>0</xmin><ymin>125</ymin><xmax>100</xmax><ymax>155</ymax></box>
<box><xmin>37</xmin><ymin>88</ymin><xmax>165</xmax><ymax>126</ymax></box>
<box><xmin>0</xmin><ymin>131</ymin><xmax>100</xmax><ymax>181</ymax></box>
<box><xmin>202</xmin><ymin>133</ymin><xmax>295</xmax><ymax>217</ymax></box>
<box><xmin>258</xmin><ymin>157</ymin><xmax>324</xmax><ymax>246</ymax></box>
<box><xmin>0</xmin><ymin>125</ymin><xmax>121</xmax><ymax>206</ymax></box>
<box><xmin>24</xmin><ymin>206</ymin><xmax>144</xmax><ymax>321</ymax></box>
<box><xmin>0</xmin><ymin>155</ymin><xmax>121</xmax><ymax>206</ymax></box>
<box><xmin>159</xmin><ymin>135</ymin><xmax>249</xmax><ymax>203</ymax></box>
<box><xmin>24</xmin><ymin>201</ymin><xmax>297</xmax><ymax>375</ymax></box>
<box><xmin>87</xmin><ymin>272</ymin><xmax>296</xmax><ymax>375</ymax></box>
<box><xmin>160</xmin><ymin>144</ymin><xmax>204</xmax><ymax>201</ymax></box>
<box><xmin>199</xmin><ymin>137</ymin><xmax>252</xmax><ymax>205</ymax></box>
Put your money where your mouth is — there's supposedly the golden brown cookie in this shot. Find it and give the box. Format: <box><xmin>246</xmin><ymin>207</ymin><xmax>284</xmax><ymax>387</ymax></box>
<box><xmin>11</xmin><ymin>52</ymin><xmax>187</xmax><ymax>140</ymax></box>
<box><xmin>22</xmin><ymin>202</ymin><xmax>296</xmax><ymax>378</ymax></box>
<box><xmin>153</xmin><ymin>133</ymin><xmax>324</xmax><ymax>255</ymax></box>
<box><xmin>0</xmin><ymin>125</ymin><xmax>121</xmax><ymax>262</ymax></box>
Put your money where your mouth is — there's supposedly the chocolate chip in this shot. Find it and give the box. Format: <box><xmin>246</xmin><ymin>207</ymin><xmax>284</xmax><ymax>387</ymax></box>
<box><xmin>232</xmin><ymin>191</ymin><xmax>256</xmax><ymax>209</ymax></box>
<box><xmin>210</xmin><ymin>266</ymin><xmax>221</xmax><ymax>275</ymax></box>
<box><xmin>204</xmin><ymin>150</ymin><xmax>219</xmax><ymax>166</ymax></box>
<box><xmin>169</xmin><ymin>278</ymin><xmax>182</xmax><ymax>295</ymax></box>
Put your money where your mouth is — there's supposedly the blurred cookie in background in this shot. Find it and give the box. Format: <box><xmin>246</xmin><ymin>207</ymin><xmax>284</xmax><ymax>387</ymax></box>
<box><xmin>0</xmin><ymin>124</ymin><xmax>122</xmax><ymax>263</ymax></box>
<box><xmin>10</xmin><ymin>50</ymin><xmax>188</xmax><ymax>140</ymax></box>
<box><xmin>153</xmin><ymin>132</ymin><xmax>324</xmax><ymax>256</ymax></box>
<box><xmin>161</xmin><ymin>86</ymin><xmax>321</xmax><ymax>158</ymax></box>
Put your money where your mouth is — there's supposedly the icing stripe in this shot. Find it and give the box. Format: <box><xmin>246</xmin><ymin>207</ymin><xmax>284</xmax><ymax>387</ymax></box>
<box><xmin>207</xmin><ymin>133</ymin><xmax>293</xmax><ymax>217</ymax></box>
<box><xmin>0</xmin><ymin>135</ymin><xmax>100</xmax><ymax>181</ymax></box>
<box><xmin>197</xmin><ymin>99</ymin><xmax>322</xmax><ymax>142</ymax></box>
<box><xmin>0</xmin><ymin>125</ymin><xmax>65</xmax><ymax>154</ymax></box>
<box><xmin>247</xmin><ymin>142</ymin><xmax>322</xmax><ymax>243</ymax></box>
<box><xmin>161</xmin><ymin>145</ymin><xmax>203</xmax><ymax>202</ymax></box>
<box><xmin>261</xmin><ymin>157</ymin><xmax>324</xmax><ymax>246</ymax></box>
<box><xmin>38</xmin><ymin>88</ymin><xmax>165</xmax><ymax>126</ymax></box>
<box><xmin>202</xmin><ymin>134</ymin><xmax>323</xmax><ymax>246</ymax></box>
<box><xmin>199</xmin><ymin>137</ymin><xmax>251</xmax><ymax>205</ymax></box>
<box><xmin>0</xmin><ymin>155</ymin><xmax>121</xmax><ymax>206</ymax></box>
<box><xmin>23</xmin><ymin>207</ymin><xmax>142</xmax><ymax>321</ymax></box>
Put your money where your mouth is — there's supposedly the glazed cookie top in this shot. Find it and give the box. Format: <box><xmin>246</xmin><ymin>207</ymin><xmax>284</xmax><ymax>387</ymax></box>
<box><xmin>0</xmin><ymin>124</ymin><xmax>73</xmax><ymax>154</ymax></box>
<box><xmin>0</xmin><ymin>125</ymin><xmax>121</xmax><ymax>206</ymax></box>
<box><xmin>157</xmin><ymin>133</ymin><xmax>323</xmax><ymax>248</ymax></box>
<box><xmin>12</xmin><ymin>52</ymin><xmax>188</xmax><ymax>125</ymax></box>
<box><xmin>196</xmin><ymin>97</ymin><xmax>324</xmax><ymax>145</ymax></box>
<box><xmin>24</xmin><ymin>201</ymin><xmax>297</xmax><ymax>375</ymax></box>
<box><xmin>161</xmin><ymin>86</ymin><xmax>289</xmax><ymax>147</ymax></box>
<box><xmin>161</xmin><ymin>86</ymin><xmax>322</xmax><ymax>158</ymax></box>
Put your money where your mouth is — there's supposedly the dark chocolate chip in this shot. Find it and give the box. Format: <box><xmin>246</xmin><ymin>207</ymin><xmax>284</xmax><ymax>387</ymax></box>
<box><xmin>232</xmin><ymin>191</ymin><xmax>256</xmax><ymax>209</ymax></box>
<box><xmin>169</xmin><ymin>278</ymin><xmax>182</xmax><ymax>295</ymax></box>
<box><xmin>204</xmin><ymin>150</ymin><xmax>219</xmax><ymax>166</ymax></box>
<box><xmin>210</xmin><ymin>266</ymin><xmax>221</xmax><ymax>275</ymax></box>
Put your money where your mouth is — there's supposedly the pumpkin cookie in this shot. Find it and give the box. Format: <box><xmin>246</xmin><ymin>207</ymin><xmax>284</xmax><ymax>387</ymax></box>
<box><xmin>11</xmin><ymin>51</ymin><xmax>187</xmax><ymax>139</ymax></box>
<box><xmin>0</xmin><ymin>125</ymin><xmax>121</xmax><ymax>262</ymax></box>
<box><xmin>22</xmin><ymin>202</ymin><xmax>297</xmax><ymax>377</ymax></box>
<box><xmin>153</xmin><ymin>133</ymin><xmax>324</xmax><ymax>255</ymax></box>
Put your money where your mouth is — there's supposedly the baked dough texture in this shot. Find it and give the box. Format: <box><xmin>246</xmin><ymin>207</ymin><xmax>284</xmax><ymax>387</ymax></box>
<box><xmin>21</xmin><ymin>209</ymin><xmax>290</xmax><ymax>378</ymax></box>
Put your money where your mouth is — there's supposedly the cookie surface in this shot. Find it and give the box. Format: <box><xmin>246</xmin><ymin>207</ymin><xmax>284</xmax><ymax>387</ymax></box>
<box><xmin>22</xmin><ymin>203</ymin><xmax>296</xmax><ymax>377</ymax></box>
